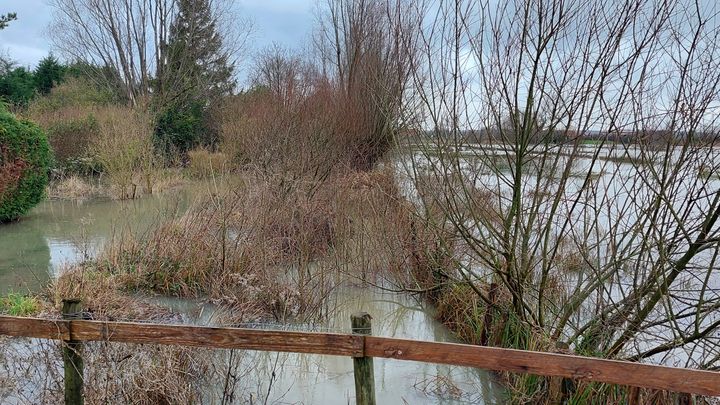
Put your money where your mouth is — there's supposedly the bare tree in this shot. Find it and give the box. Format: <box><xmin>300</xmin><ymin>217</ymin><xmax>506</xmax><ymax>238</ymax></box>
<box><xmin>48</xmin><ymin>0</ymin><xmax>250</xmax><ymax>106</ymax></box>
<box><xmin>250</xmin><ymin>44</ymin><xmax>318</xmax><ymax>108</ymax></box>
<box><xmin>315</xmin><ymin>0</ymin><xmax>420</xmax><ymax>169</ymax></box>
<box><xmin>399</xmin><ymin>0</ymin><xmax>720</xmax><ymax>398</ymax></box>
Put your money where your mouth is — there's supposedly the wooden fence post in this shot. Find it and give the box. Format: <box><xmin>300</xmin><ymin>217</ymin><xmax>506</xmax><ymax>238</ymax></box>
<box><xmin>627</xmin><ymin>386</ymin><xmax>641</xmax><ymax>405</ymax></box>
<box><xmin>62</xmin><ymin>299</ymin><xmax>84</xmax><ymax>405</ymax></box>
<box><xmin>548</xmin><ymin>341</ymin><xmax>572</xmax><ymax>403</ymax></box>
<box><xmin>351</xmin><ymin>312</ymin><xmax>376</xmax><ymax>405</ymax></box>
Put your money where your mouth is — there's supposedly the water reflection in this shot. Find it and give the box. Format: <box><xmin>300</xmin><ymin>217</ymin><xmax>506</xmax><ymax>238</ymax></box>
<box><xmin>189</xmin><ymin>287</ymin><xmax>505</xmax><ymax>404</ymax></box>
<box><xmin>0</xmin><ymin>194</ymin><xmax>188</xmax><ymax>293</ymax></box>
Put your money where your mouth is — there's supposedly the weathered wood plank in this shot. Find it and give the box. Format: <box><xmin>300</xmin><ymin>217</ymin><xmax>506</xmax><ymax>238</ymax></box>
<box><xmin>1</xmin><ymin>316</ymin><xmax>719</xmax><ymax>397</ymax></box>
<box><xmin>70</xmin><ymin>320</ymin><xmax>365</xmax><ymax>357</ymax></box>
<box><xmin>0</xmin><ymin>316</ymin><xmax>69</xmax><ymax>340</ymax></box>
<box><xmin>364</xmin><ymin>336</ymin><xmax>720</xmax><ymax>397</ymax></box>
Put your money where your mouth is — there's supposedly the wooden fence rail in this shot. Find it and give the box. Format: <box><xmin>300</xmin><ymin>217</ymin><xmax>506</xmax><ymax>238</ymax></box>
<box><xmin>1</xmin><ymin>313</ymin><xmax>719</xmax><ymax>403</ymax></box>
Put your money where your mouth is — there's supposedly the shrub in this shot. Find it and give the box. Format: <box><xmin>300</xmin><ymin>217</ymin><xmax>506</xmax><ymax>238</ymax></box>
<box><xmin>220</xmin><ymin>79</ymin><xmax>395</xmax><ymax>177</ymax></box>
<box><xmin>28</xmin><ymin>77</ymin><xmax>115</xmax><ymax>112</ymax></box>
<box><xmin>221</xmin><ymin>47</ymin><xmax>401</xmax><ymax>174</ymax></box>
<box><xmin>0</xmin><ymin>107</ymin><xmax>51</xmax><ymax>222</ymax></box>
<box><xmin>26</xmin><ymin>78</ymin><xmax>118</xmax><ymax>173</ymax></box>
<box><xmin>46</xmin><ymin>113</ymin><xmax>100</xmax><ymax>164</ymax></box>
<box><xmin>220</xmin><ymin>84</ymin><xmax>345</xmax><ymax>179</ymax></box>
<box><xmin>154</xmin><ymin>101</ymin><xmax>209</xmax><ymax>155</ymax></box>
<box><xmin>91</xmin><ymin>106</ymin><xmax>158</xmax><ymax>199</ymax></box>
<box><xmin>61</xmin><ymin>155</ymin><xmax>104</xmax><ymax>177</ymax></box>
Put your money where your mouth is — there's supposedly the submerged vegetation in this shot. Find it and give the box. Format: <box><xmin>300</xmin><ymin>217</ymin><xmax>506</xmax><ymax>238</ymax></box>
<box><xmin>1</xmin><ymin>0</ymin><xmax>720</xmax><ymax>403</ymax></box>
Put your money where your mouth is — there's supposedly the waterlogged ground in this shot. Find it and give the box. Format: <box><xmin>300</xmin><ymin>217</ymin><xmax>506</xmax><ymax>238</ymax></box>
<box><xmin>0</xmin><ymin>182</ymin><xmax>506</xmax><ymax>403</ymax></box>
<box><xmin>244</xmin><ymin>288</ymin><xmax>503</xmax><ymax>404</ymax></box>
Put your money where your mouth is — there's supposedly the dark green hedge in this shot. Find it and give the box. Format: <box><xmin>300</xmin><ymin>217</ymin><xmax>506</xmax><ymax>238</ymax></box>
<box><xmin>0</xmin><ymin>107</ymin><xmax>51</xmax><ymax>222</ymax></box>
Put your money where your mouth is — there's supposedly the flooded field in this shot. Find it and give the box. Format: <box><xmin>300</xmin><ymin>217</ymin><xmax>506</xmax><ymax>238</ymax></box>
<box><xmin>0</xmin><ymin>176</ymin><xmax>506</xmax><ymax>404</ymax></box>
<box><xmin>2</xmin><ymin>142</ymin><xmax>719</xmax><ymax>402</ymax></box>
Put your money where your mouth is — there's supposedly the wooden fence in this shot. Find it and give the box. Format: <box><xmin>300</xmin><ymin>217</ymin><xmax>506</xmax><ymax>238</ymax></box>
<box><xmin>1</xmin><ymin>303</ymin><xmax>719</xmax><ymax>404</ymax></box>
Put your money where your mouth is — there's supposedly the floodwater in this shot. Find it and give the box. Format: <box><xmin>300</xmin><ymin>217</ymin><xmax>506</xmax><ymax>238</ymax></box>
<box><xmin>0</xmin><ymin>189</ymin><xmax>506</xmax><ymax>403</ymax></box>
<box><xmin>0</xmin><ymin>192</ymin><xmax>188</xmax><ymax>293</ymax></box>
<box><xmin>176</xmin><ymin>287</ymin><xmax>505</xmax><ymax>404</ymax></box>
<box><xmin>396</xmin><ymin>142</ymin><xmax>720</xmax><ymax>367</ymax></box>
<box><xmin>244</xmin><ymin>287</ymin><xmax>504</xmax><ymax>404</ymax></box>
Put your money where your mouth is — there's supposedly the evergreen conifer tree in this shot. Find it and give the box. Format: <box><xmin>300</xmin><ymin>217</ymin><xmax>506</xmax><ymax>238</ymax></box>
<box><xmin>34</xmin><ymin>54</ymin><xmax>65</xmax><ymax>95</ymax></box>
<box><xmin>0</xmin><ymin>13</ymin><xmax>16</xmax><ymax>30</ymax></box>
<box><xmin>164</xmin><ymin>0</ymin><xmax>234</xmax><ymax>100</ymax></box>
<box><xmin>154</xmin><ymin>0</ymin><xmax>235</xmax><ymax>151</ymax></box>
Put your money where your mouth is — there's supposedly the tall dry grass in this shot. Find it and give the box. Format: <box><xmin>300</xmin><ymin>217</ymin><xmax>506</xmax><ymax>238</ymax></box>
<box><xmin>187</xmin><ymin>148</ymin><xmax>229</xmax><ymax>178</ymax></box>
<box><xmin>80</xmin><ymin>176</ymin><xmax>337</xmax><ymax>322</ymax></box>
<box><xmin>90</xmin><ymin>106</ymin><xmax>162</xmax><ymax>199</ymax></box>
<box><xmin>46</xmin><ymin>175</ymin><xmax>100</xmax><ymax>200</ymax></box>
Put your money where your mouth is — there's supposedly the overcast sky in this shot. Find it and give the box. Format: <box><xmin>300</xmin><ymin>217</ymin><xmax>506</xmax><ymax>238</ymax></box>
<box><xmin>0</xmin><ymin>0</ymin><xmax>315</xmax><ymax>85</ymax></box>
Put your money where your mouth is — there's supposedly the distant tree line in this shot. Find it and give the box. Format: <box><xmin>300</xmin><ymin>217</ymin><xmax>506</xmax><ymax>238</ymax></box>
<box><xmin>424</xmin><ymin>128</ymin><xmax>719</xmax><ymax>146</ymax></box>
<box><xmin>0</xmin><ymin>55</ymin><xmax>70</xmax><ymax>107</ymax></box>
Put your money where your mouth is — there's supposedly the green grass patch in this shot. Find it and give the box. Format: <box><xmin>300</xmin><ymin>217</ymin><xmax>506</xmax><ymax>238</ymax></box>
<box><xmin>1</xmin><ymin>292</ymin><xmax>40</xmax><ymax>316</ymax></box>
